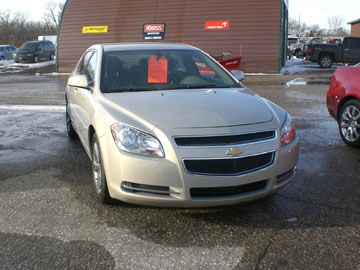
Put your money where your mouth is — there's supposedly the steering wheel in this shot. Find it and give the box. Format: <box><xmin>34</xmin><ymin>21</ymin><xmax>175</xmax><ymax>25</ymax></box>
<box><xmin>168</xmin><ymin>70</ymin><xmax>184</xmax><ymax>85</ymax></box>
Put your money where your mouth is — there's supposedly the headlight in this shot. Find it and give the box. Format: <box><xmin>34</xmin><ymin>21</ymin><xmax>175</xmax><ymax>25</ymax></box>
<box><xmin>280</xmin><ymin>113</ymin><xmax>296</xmax><ymax>147</ymax></box>
<box><xmin>110</xmin><ymin>123</ymin><xmax>165</xmax><ymax>158</ymax></box>
<box><xmin>13</xmin><ymin>53</ymin><xmax>16</xmax><ymax>56</ymax></box>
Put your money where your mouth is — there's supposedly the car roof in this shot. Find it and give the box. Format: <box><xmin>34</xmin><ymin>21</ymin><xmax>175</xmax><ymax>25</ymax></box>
<box><xmin>100</xmin><ymin>43</ymin><xmax>198</xmax><ymax>52</ymax></box>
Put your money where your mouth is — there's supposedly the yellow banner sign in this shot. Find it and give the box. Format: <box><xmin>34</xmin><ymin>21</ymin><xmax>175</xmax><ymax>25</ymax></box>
<box><xmin>82</xmin><ymin>26</ymin><xmax>108</xmax><ymax>34</ymax></box>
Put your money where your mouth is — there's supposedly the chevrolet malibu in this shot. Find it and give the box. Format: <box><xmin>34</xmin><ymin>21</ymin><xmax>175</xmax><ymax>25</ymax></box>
<box><xmin>66</xmin><ymin>43</ymin><xmax>299</xmax><ymax>207</ymax></box>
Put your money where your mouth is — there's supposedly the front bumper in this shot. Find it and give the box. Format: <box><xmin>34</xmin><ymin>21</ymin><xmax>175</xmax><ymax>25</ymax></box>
<box><xmin>13</xmin><ymin>55</ymin><xmax>35</xmax><ymax>62</ymax></box>
<box><xmin>100</xmin><ymin>129</ymin><xmax>299</xmax><ymax>208</ymax></box>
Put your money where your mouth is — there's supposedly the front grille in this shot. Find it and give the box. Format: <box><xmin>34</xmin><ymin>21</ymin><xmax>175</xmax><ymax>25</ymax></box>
<box><xmin>190</xmin><ymin>180</ymin><xmax>268</xmax><ymax>198</ymax></box>
<box><xmin>184</xmin><ymin>152</ymin><xmax>275</xmax><ymax>176</ymax></box>
<box><xmin>121</xmin><ymin>182</ymin><xmax>170</xmax><ymax>196</ymax></box>
<box><xmin>174</xmin><ymin>131</ymin><xmax>275</xmax><ymax>147</ymax></box>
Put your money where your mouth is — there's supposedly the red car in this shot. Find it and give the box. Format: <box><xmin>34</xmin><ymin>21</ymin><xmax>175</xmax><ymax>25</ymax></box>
<box><xmin>327</xmin><ymin>64</ymin><xmax>360</xmax><ymax>147</ymax></box>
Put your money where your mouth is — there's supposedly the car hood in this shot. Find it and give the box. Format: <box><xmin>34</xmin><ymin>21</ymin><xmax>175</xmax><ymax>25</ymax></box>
<box><xmin>104</xmin><ymin>88</ymin><xmax>273</xmax><ymax>129</ymax></box>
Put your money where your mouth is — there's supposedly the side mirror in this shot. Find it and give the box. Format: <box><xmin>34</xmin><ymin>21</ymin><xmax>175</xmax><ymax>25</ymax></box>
<box><xmin>222</xmin><ymin>51</ymin><xmax>232</xmax><ymax>57</ymax></box>
<box><xmin>68</xmin><ymin>75</ymin><xmax>89</xmax><ymax>89</ymax></box>
<box><xmin>231</xmin><ymin>70</ymin><xmax>245</xmax><ymax>81</ymax></box>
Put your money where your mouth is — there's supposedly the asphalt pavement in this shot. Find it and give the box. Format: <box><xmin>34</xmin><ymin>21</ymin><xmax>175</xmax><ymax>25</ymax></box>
<box><xmin>0</xmin><ymin>72</ymin><xmax>359</xmax><ymax>269</ymax></box>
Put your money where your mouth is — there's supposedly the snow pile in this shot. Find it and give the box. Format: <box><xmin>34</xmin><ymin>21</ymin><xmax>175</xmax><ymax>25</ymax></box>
<box><xmin>281</xmin><ymin>57</ymin><xmax>338</xmax><ymax>74</ymax></box>
<box><xmin>0</xmin><ymin>60</ymin><xmax>56</xmax><ymax>74</ymax></box>
<box><xmin>0</xmin><ymin>60</ymin><xmax>15</xmax><ymax>66</ymax></box>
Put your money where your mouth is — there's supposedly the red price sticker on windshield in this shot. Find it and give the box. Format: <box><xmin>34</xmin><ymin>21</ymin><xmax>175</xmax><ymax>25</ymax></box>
<box><xmin>148</xmin><ymin>55</ymin><xmax>168</xmax><ymax>84</ymax></box>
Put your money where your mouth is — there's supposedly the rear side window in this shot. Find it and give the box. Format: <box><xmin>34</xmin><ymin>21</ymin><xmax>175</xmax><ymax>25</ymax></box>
<box><xmin>346</xmin><ymin>38</ymin><xmax>360</xmax><ymax>49</ymax></box>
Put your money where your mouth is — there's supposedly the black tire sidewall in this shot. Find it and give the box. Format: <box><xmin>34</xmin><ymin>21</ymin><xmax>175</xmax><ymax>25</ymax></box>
<box><xmin>65</xmin><ymin>101</ymin><xmax>77</xmax><ymax>139</ymax></box>
<box><xmin>338</xmin><ymin>99</ymin><xmax>360</xmax><ymax>148</ymax></box>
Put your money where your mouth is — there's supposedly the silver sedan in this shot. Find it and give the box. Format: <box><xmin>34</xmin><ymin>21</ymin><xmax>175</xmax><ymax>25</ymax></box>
<box><xmin>65</xmin><ymin>43</ymin><xmax>299</xmax><ymax>207</ymax></box>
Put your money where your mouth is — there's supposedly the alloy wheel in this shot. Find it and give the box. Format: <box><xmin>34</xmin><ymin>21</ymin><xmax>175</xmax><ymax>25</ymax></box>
<box><xmin>340</xmin><ymin>105</ymin><xmax>360</xmax><ymax>142</ymax></box>
<box><xmin>322</xmin><ymin>57</ymin><xmax>330</xmax><ymax>66</ymax></box>
<box><xmin>92</xmin><ymin>141</ymin><xmax>102</xmax><ymax>194</ymax></box>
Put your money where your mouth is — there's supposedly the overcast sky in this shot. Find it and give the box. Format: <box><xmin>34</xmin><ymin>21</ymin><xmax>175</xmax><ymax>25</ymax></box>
<box><xmin>289</xmin><ymin>0</ymin><xmax>359</xmax><ymax>29</ymax></box>
<box><xmin>2</xmin><ymin>0</ymin><xmax>359</xmax><ymax>29</ymax></box>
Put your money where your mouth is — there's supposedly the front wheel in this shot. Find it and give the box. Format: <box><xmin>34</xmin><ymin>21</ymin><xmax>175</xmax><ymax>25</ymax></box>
<box><xmin>91</xmin><ymin>134</ymin><xmax>112</xmax><ymax>204</ymax></box>
<box><xmin>319</xmin><ymin>55</ymin><xmax>333</xmax><ymax>68</ymax></box>
<box><xmin>339</xmin><ymin>99</ymin><xmax>360</xmax><ymax>148</ymax></box>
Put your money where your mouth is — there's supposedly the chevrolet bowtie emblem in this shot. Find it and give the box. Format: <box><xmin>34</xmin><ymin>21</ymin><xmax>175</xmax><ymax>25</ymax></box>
<box><xmin>226</xmin><ymin>148</ymin><xmax>243</xmax><ymax>157</ymax></box>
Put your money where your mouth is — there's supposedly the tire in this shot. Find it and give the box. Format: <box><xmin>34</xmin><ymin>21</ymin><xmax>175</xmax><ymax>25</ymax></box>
<box><xmin>319</xmin><ymin>54</ymin><xmax>333</xmax><ymax>68</ymax></box>
<box><xmin>15</xmin><ymin>60</ymin><xmax>19</xmax><ymax>63</ymax></box>
<box><xmin>66</xmin><ymin>102</ymin><xmax>77</xmax><ymax>140</ymax></box>
<box><xmin>338</xmin><ymin>99</ymin><xmax>360</xmax><ymax>148</ymax></box>
<box><xmin>91</xmin><ymin>134</ymin><xmax>112</xmax><ymax>204</ymax></box>
<box><xmin>295</xmin><ymin>50</ymin><xmax>302</xmax><ymax>59</ymax></box>
<box><xmin>50</xmin><ymin>53</ymin><xmax>54</xmax><ymax>61</ymax></box>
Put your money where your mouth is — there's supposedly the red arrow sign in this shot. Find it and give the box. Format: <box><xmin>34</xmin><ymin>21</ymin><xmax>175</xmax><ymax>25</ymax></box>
<box><xmin>205</xmin><ymin>21</ymin><xmax>230</xmax><ymax>30</ymax></box>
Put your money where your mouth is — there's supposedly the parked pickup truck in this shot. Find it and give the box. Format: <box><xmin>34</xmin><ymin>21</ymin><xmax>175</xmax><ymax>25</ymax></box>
<box><xmin>307</xmin><ymin>37</ymin><xmax>360</xmax><ymax>68</ymax></box>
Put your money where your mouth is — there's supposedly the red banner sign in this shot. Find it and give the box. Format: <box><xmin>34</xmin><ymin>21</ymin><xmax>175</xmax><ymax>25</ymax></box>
<box><xmin>205</xmin><ymin>21</ymin><xmax>230</xmax><ymax>30</ymax></box>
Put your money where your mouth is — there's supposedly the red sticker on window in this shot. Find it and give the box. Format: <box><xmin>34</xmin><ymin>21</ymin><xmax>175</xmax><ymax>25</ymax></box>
<box><xmin>148</xmin><ymin>56</ymin><xmax>168</xmax><ymax>84</ymax></box>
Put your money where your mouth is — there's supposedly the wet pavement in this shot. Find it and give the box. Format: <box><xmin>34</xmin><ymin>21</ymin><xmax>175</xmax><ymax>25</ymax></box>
<box><xmin>0</xmin><ymin>72</ymin><xmax>359</xmax><ymax>269</ymax></box>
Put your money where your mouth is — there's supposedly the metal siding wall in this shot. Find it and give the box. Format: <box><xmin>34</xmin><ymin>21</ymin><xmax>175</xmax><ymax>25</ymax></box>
<box><xmin>351</xmin><ymin>24</ymin><xmax>360</xmax><ymax>37</ymax></box>
<box><xmin>58</xmin><ymin>0</ymin><xmax>281</xmax><ymax>73</ymax></box>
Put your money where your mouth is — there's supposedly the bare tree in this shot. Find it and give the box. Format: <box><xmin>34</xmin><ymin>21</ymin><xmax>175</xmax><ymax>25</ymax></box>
<box><xmin>43</xmin><ymin>1</ymin><xmax>65</xmax><ymax>32</ymax></box>
<box><xmin>0</xmin><ymin>10</ymin><xmax>57</xmax><ymax>46</ymax></box>
<box><xmin>288</xmin><ymin>18</ymin><xmax>308</xmax><ymax>37</ymax></box>
<box><xmin>327</xmin><ymin>16</ymin><xmax>345</xmax><ymax>35</ymax></box>
<box><xmin>308</xmin><ymin>24</ymin><xmax>323</xmax><ymax>37</ymax></box>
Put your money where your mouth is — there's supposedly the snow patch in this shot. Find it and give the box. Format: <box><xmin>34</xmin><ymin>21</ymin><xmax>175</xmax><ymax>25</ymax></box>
<box><xmin>286</xmin><ymin>78</ymin><xmax>307</xmax><ymax>87</ymax></box>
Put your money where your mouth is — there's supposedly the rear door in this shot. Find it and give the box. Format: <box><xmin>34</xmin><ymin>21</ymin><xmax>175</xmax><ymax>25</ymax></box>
<box><xmin>37</xmin><ymin>43</ymin><xmax>45</xmax><ymax>60</ymax></box>
<box><xmin>343</xmin><ymin>38</ymin><xmax>360</xmax><ymax>63</ymax></box>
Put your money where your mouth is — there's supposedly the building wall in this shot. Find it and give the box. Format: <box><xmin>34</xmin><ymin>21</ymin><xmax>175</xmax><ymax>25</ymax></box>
<box><xmin>58</xmin><ymin>0</ymin><xmax>282</xmax><ymax>73</ymax></box>
<box><xmin>351</xmin><ymin>23</ymin><xmax>360</xmax><ymax>37</ymax></box>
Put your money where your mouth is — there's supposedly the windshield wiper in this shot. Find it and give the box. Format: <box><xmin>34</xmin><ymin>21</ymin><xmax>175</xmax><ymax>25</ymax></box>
<box><xmin>107</xmin><ymin>87</ymin><xmax>151</xmax><ymax>93</ymax></box>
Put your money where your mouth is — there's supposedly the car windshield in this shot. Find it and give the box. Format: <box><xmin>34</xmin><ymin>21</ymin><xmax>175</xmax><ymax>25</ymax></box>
<box><xmin>20</xmin><ymin>42</ymin><xmax>37</xmax><ymax>50</ymax></box>
<box><xmin>101</xmin><ymin>49</ymin><xmax>240</xmax><ymax>93</ymax></box>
